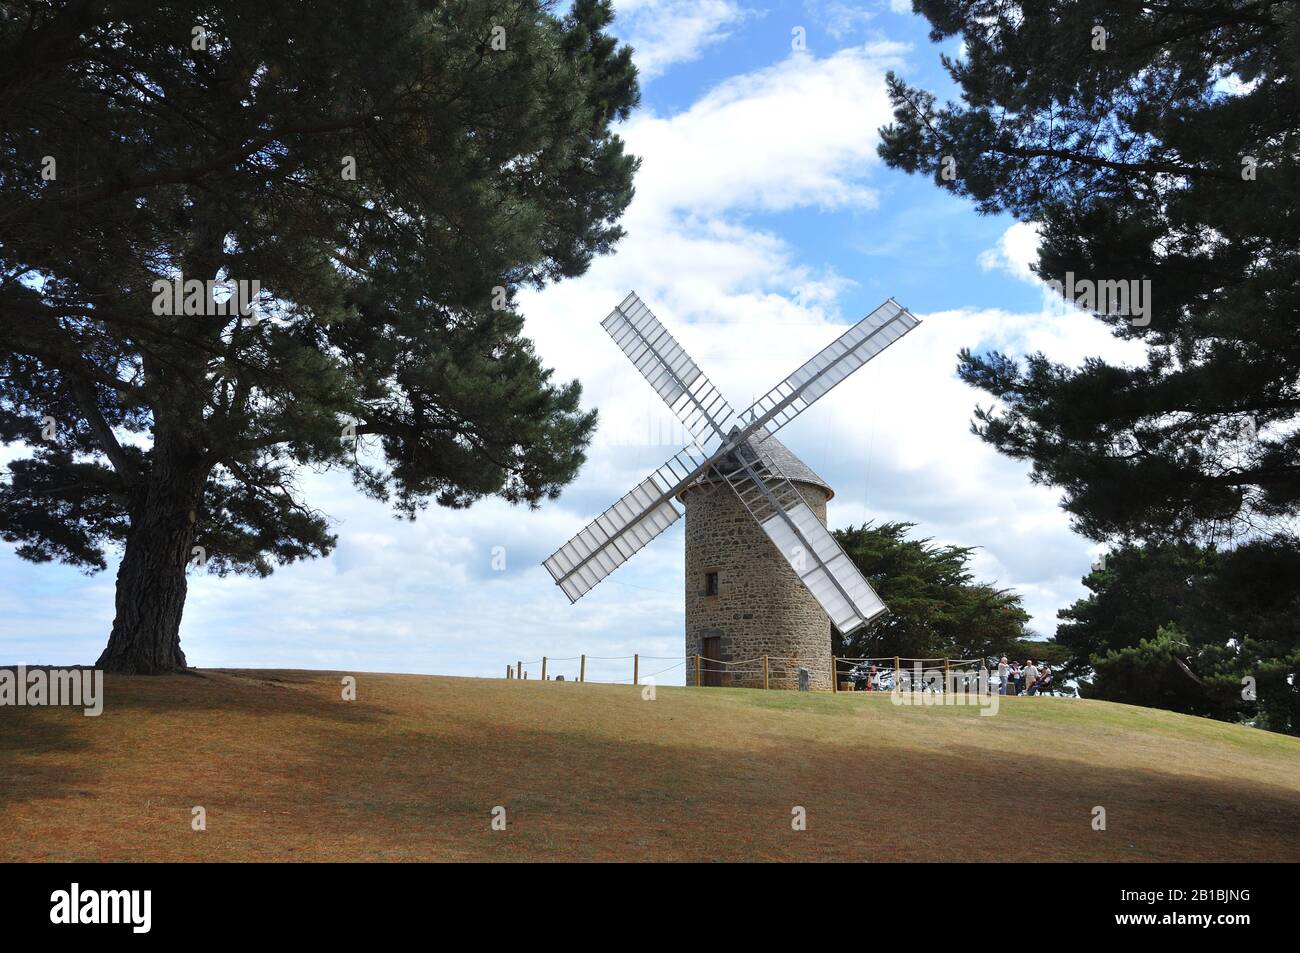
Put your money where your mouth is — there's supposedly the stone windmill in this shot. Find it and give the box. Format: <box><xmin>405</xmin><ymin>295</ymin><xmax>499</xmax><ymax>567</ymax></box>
<box><xmin>543</xmin><ymin>292</ymin><xmax>921</xmax><ymax>689</ymax></box>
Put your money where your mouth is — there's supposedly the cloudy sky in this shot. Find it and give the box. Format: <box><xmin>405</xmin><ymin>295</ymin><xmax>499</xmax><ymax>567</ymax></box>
<box><xmin>2</xmin><ymin>0</ymin><xmax>1144</xmax><ymax>683</ymax></box>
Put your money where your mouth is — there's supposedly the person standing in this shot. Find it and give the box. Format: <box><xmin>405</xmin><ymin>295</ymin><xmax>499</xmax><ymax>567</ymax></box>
<box><xmin>1024</xmin><ymin>659</ymin><xmax>1040</xmax><ymax>696</ymax></box>
<box><xmin>997</xmin><ymin>656</ymin><xmax>1009</xmax><ymax>695</ymax></box>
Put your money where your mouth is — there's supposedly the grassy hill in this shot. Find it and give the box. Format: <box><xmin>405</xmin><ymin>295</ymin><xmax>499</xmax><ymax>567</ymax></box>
<box><xmin>3</xmin><ymin>669</ymin><xmax>1298</xmax><ymax>862</ymax></box>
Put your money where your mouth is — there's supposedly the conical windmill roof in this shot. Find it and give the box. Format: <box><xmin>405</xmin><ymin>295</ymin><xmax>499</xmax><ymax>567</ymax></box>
<box><xmin>684</xmin><ymin>430</ymin><xmax>834</xmax><ymax>501</ymax></box>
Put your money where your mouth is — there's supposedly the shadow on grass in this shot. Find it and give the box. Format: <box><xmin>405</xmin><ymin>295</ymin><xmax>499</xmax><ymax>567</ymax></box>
<box><xmin>0</xmin><ymin>668</ymin><xmax>391</xmax><ymax>811</ymax></box>
<box><xmin>221</xmin><ymin>693</ymin><xmax>1300</xmax><ymax>861</ymax></box>
<box><xmin>96</xmin><ymin>669</ymin><xmax>396</xmax><ymax>720</ymax></box>
<box><xmin>0</xmin><ymin>708</ymin><xmax>100</xmax><ymax>811</ymax></box>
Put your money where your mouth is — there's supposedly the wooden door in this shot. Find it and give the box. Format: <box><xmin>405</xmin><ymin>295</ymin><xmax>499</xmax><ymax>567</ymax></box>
<box><xmin>702</xmin><ymin>635</ymin><xmax>722</xmax><ymax>687</ymax></box>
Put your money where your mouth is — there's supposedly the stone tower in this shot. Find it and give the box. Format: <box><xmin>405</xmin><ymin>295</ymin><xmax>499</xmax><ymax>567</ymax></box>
<box><xmin>680</xmin><ymin>431</ymin><xmax>834</xmax><ymax>690</ymax></box>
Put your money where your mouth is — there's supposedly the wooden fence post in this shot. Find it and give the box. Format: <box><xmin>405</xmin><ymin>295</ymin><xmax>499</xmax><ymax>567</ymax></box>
<box><xmin>832</xmin><ymin>656</ymin><xmax>838</xmax><ymax>693</ymax></box>
<box><xmin>506</xmin><ymin>665</ymin><xmax>512</xmax><ymax>679</ymax></box>
<box><xmin>633</xmin><ymin>654</ymin><xmax>639</xmax><ymax>686</ymax></box>
<box><xmin>579</xmin><ymin>654</ymin><xmax>586</xmax><ymax>683</ymax></box>
<box><xmin>516</xmin><ymin>660</ymin><xmax>522</xmax><ymax>679</ymax></box>
<box><xmin>695</xmin><ymin>654</ymin><xmax>701</xmax><ymax>687</ymax></box>
<box><xmin>894</xmin><ymin>655</ymin><xmax>900</xmax><ymax>688</ymax></box>
<box><xmin>541</xmin><ymin>657</ymin><xmax>547</xmax><ymax>681</ymax></box>
<box><xmin>944</xmin><ymin>657</ymin><xmax>950</xmax><ymax>693</ymax></box>
<box><xmin>763</xmin><ymin>656</ymin><xmax>769</xmax><ymax>690</ymax></box>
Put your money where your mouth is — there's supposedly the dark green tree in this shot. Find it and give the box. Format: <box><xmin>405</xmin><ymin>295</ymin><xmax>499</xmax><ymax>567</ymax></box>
<box><xmin>1059</xmin><ymin>540</ymin><xmax>1300</xmax><ymax>733</ymax></box>
<box><xmin>1087</xmin><ymin>625</ymin><xmax>1228</xmax><ymax>717</ymax></box>
<box><xmin>832</xmin><ymin>521</ymin><xmax>1032</xmax><ymax>662</ymax></box>
<box><xmin>1055</xmin><ymin>542</ymin><xmax>1217</xmax><ymax>678</ymax></box>
<box><xmin>0</xmin><ymin>0</ymin><xmax>639</xmax><ymax>672</ymax></box>
<box><xmin>878</xmin><ymin>1</ymin><xmax>1300</xmax><ymax>544</ymax></box>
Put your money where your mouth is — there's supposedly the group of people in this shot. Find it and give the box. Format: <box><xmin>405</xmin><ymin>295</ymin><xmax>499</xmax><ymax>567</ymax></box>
<box><xmin>995</xmin><ymin>656</ymin><xmax>1055</xmax><ymax>696</ymax></box>
<box><xmin>850</xmin><ymin>658</ymin><xmax>1061</xmax><ymax>695</ymax></box>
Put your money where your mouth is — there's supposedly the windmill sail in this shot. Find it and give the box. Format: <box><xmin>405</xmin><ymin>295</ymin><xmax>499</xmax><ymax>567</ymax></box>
<box><xmin>715</xmin><ymin>439</ymin><xmax>886</xmax><ymax>633</ymax></box>
<box><xmin>738</xmin><ymin>298</ymin><xmax>919</xmax><ymax>435</ymax></box>
<box><xmin>760</xmin><ymin>503</ymin><xmax>886</xmax><ymax>632</ymax></box>
<box><xmin>601</xmin><ymin>292</ymin><xmax>738</xmax><ymax>450</ymax></box>
<box><xmin>543</xmin><ymin>442</ymin><xmax>722</xmax><ymax>602</ymax></box>
<box><xmin>543</xmin><ymin>476</ymin><xmax>681</xmax><ymax>602</ymax></box>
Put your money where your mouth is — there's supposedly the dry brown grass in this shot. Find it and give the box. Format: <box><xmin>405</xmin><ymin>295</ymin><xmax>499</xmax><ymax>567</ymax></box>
<box><xmin>2</xmin><ymin>669</ymin><xmax>1298</xmax><ymax>861</ymax></box>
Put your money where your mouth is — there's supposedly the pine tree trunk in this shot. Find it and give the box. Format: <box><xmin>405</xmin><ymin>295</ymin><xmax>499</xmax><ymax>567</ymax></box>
<box><xmin>96</xmin><ymin>430</ymin><xmax>209</xmax><ymax>675</ymax></box>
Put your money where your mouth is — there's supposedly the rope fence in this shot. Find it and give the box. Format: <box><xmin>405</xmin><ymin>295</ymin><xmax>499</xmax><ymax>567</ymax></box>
<box><xmin>503</xmin><ymin>652</ymin><xmax>995</xmax><ymax>691</ymax></box>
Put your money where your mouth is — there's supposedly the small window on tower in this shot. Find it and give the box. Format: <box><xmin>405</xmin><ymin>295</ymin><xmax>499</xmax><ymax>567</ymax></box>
<box><xmin>704</xmin><ymin>571</ymin><xmax>719</xmax><ymax>597</ymax></box>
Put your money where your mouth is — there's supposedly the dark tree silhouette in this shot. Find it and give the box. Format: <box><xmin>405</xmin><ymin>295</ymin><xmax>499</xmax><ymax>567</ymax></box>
<box><xmin>879</xmin><ymin>1</ymin><xmax>1300</xmax><ymax>543</ymax></box>
<box><xmin>0</xmin><ymin>0</ymin><xmax>640</xmax><ymax>671</ymax></box>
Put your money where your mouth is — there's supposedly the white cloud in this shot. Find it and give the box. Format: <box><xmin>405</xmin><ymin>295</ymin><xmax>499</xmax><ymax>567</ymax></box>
<box><xmin>625</xmin><ymin>43</ymin><xmax>908</xmax><ymax>216</ymax></box>
<box><xmin>805</xmin><ymin>1</ymin><xmax>877</xmax><ymax>39</ymax></box>
<box><xmin>613</xmin><ymin>0</ymin><xmax>748</xmax><ymax>79</ymax></box>
<box><xmin>977</xmin><ymin>220</ymin><xmax>1042</xmax><ymax>283</ymax></box>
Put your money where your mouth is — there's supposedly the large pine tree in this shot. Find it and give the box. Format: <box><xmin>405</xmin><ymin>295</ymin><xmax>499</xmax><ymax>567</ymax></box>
<box><xmin>0</xmin><ymin>0</ymin><xmax>639</xmax><ymax>672</ymax></box>
<box><xmin>879</xmin><ymin>0</ymin><xmax>1299</xmax><ymax>544</ymax></box>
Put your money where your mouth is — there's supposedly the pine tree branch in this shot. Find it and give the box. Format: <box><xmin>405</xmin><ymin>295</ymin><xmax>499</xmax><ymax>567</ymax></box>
<box><xmin>0</xmin><ymin>113</ymin><xmax>384</xmax><ymax>227</ymax></box>
<box><xmin>63</xmin><ymin>369</ymin><xmax>139</xmax><ymax>486</ymax></box>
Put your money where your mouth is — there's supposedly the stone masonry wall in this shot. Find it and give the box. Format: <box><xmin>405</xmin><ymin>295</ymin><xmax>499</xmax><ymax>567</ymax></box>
<box><xmin>682</xmin><ymin>479</ymin><xmax>833</xmax><ymax>690</ymax></box>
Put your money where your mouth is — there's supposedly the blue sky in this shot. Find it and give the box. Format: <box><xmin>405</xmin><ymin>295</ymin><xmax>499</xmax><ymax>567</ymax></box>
<box><xmin>0</xmin><ymin>0</ymin><xmax>1144</xmax><ymax>683</ymax></box>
